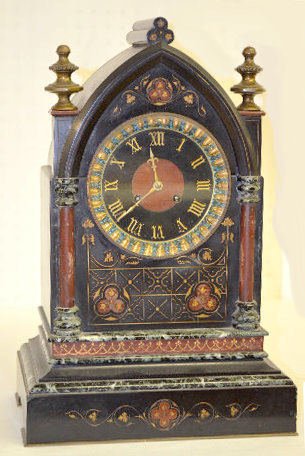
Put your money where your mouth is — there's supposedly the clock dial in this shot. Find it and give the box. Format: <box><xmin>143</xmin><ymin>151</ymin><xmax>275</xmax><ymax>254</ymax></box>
<box><xmin>88</xmin><ymin>113</ymin><xmax>231</xmax><ymax>258</ymax></box>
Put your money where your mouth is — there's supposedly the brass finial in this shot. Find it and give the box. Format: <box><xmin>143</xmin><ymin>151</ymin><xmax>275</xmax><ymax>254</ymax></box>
<box><xmin>231</xmin><ymin>46</ymin><xmax>265</xmax><ymax>112</ymax></box>
<box><xmin>45</xmin><ymin>45</ymin><xmax>83</xmax><ymax>114</ymax></box>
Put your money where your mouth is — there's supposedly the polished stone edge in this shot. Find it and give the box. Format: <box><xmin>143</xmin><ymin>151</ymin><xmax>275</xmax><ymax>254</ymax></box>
<box><xmin>51</xmin><ymin>329</ymin><xmax>268</xmax><ymax>343</ymax></box>
<box><xmin>17</xmin><ymin>331</ymin><xmax>297</xmax><ymax>444</ymax></box>
<box><xmin>39</xmin><ymin>307</ymin><xmax>268</xmax><ymax>343</ymax></box>
<box><xmin>53</xmin><ymin>351</ymin><xmax>268</xmax><ymax>365</ymax></box>
<box><xmin>30</xmin><ymin>373</ymin><xmax>294</xmax><ymax>395</ymax></box>
<box><xmin>38</xmin><ymin>314</ymin><xmax>267</xmax><ymax>364</ymax></box>
<box><xmin>39</xmin><ymin>308</ymin><xmax>268</xmax><ymax>363</ymax></box>
<box><xmin>17</xmin><ymin>337</ymin><xmax>291</xmax><ymax>395</ymax></box>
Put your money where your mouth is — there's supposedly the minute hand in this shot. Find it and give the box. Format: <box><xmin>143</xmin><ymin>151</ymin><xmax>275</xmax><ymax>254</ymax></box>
<box><xmin>117</xmin><ymin>186</ymin><xmax>156</xmax><ymax>222</ymax></box>
<box><xmin>148</xmin><ymin>147</ymin><xmax>160</xmax><ymax>183</ymax></box>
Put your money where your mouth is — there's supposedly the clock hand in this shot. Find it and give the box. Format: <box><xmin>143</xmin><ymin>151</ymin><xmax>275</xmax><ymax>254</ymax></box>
<box><xmin>117</xmin><ymin>151</ymin><xmax>164</xmax><ymax>222</ymax></box>
<box><xmin>116</xmin><ymin>185</ymin><xmax>156</xmax><ymax>222</ymax></box>
<box><xmin>148</xmin><ymin>148</ymin><xmax>162</xmax><ymax>189</ymax></box>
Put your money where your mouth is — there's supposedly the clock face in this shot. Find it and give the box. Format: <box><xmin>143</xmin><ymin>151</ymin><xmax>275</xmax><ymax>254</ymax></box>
<box><xmin>87</xmin><ymin>113</ymin><xmax>231</xmax><ymax>258</ymax></box>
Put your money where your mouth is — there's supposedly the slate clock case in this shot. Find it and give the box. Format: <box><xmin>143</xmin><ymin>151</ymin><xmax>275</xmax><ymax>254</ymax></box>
<box><xmin>16</xmin><ymin>18</ymin><xmax>296</xmax><ymax>444</ymax></box>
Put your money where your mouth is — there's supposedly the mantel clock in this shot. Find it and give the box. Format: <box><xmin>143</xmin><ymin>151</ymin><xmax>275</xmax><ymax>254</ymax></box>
<box><xmin>16</xmin><ymin>18</ymin><xmax>296</xmax><ymax>444</ymax></box>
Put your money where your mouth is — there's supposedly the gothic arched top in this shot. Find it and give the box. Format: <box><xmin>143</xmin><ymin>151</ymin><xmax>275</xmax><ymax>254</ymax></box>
<box><xmin>59</xmin><ymin>43</ymin><xmax>257</xmax><ymax>177</ymax></box>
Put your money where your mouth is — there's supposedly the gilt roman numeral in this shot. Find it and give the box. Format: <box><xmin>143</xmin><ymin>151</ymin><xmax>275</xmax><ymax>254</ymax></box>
<box><xmin>187</xmin><ymin>199</ymin><xmax>206</xmax><ymax>217</ymax></box>
<box><xmin>108</xmin><ymin>198</ymin><xmax>125</xmax><ymax>220</ymax></box>
<box><xmin>149</xmin><ymin>131</ymin><xmax>165</xmax><ymax>146</ymax></box>
<box><xmin>151</xmin><ymin>225</ymin><xmax>165</xmax><ymax>240</ymax></box>
<box><xmin>110</xmin><ymin>157</ymin><xmax>125</xmax><ymax>169</ymax></box>
<box><xmin>104</xmin><ymin>180</ymin><xmax>118</xmax><ymax>191</ymax></box>
<box><xmin>176</xmin><ymin>138</ymin><xmax>186</xmax><ymax>152</ymax></box>
<box><xmin>176</xmin><ymin>218</ymin><xmax>188</xmax><ymax>233</ymax></box>
<box><xmin>191</xmin><ymin>155</ymin><xmax>205</xmax><ymax>169</ymax></box>
<box><xmin>196</xmin><ymin>179</ymin><xmax>211</xmax><ymax>191</ymax></box>
<box><xmin>126</xmin><ymin>137</ymin><xmax>142</xmax><ymax>154</ymax></box>
<box><xmin>127</xmin><ymin>217</ymin><xmax>144</xmax><ymax>237</ymax></box>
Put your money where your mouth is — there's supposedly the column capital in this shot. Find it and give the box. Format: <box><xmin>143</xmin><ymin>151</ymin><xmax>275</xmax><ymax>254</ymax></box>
<box><xmin>237</xmin><ymin>175</ymin><xmax>261</xmax><ymax>204</ymax></box>
<box><xmin>54</xmin><ymin>177</ymin><xmax>79</xmax><ymax>207</ymax></box>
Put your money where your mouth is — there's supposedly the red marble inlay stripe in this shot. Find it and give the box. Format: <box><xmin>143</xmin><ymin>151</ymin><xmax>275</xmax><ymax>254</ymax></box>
<box><xmin>52</xmin><ymin>336</ymin><xmax>264</xmax><ymax>358</ymax></box>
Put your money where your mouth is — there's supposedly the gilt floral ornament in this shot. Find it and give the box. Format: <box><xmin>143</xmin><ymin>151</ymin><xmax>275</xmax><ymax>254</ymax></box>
<box><xmin>113</xmin><ymin>75</ymin><xmax>206</xmax><ymax>117</ymax></box>
<box><xmin>66</xmin><ymin>400</ymin><xmax>260</xmax><ymax>430</ymax></box>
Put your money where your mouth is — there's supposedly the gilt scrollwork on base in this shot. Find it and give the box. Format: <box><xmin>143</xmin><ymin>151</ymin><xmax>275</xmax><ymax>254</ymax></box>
<box><xmin>52</xmin><ymin>336</ymin><xmax>264</xmax><ymax>358</ymax></box>
<box><xmin>112</xmin><ymin>75</ymin><xmax>206</xmax><ymax>118</ymax></box>
<box><xmin>66</xmin><ymin>399</ymin><xmax>260</xmax><ymax>431</ymax></box>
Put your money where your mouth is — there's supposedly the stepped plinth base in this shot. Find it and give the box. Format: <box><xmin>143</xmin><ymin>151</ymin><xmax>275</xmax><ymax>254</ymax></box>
<box><xmin>17</xmin><ymin>330</ymin><xmax>296</xmax><ymax>445</ymax></box>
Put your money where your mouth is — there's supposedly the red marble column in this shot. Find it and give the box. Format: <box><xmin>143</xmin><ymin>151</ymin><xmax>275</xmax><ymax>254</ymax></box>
<box><xmin>53</xmin><ymin>177</ymin><xmax>81</xmax><ymax>337</ymax></box>
<box><xmin>233</xmin><ymin>175</ymin><xmax>261</xmax><ymax>330</ymax></box>
<box><xmin>239</xmin><ymin>204</ymin><xmax>256</xmax><ymax>302</ymax></box>
<box><xmin>59</xmin><ymin>206</ymin><xmax>75</xmax><ymax>309</ymax></box>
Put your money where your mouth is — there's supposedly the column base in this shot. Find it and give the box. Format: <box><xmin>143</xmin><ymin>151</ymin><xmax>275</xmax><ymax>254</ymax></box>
<box><xmin>52</xmin><ymin>305</ymin><xmax>81</xmax><ymax>337</ymax></box>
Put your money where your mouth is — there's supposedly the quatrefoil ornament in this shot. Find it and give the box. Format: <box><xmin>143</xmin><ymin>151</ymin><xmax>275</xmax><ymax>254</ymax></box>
<box><xmin>148</xmin><ymin>400</ymin><xmax>180</xmax><ymax>430</ymax></box>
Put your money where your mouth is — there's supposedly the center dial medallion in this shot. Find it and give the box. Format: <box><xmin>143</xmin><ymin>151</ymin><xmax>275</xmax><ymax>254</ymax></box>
<box><xmin>87</xmin><ymin>113</ymin><xmax>231</xmax><ymax>258</ymax></box>
<box><xmin>131</xmin><ymin>151</ymin><xmax>184</xmax><ymax>213</ymax></box>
